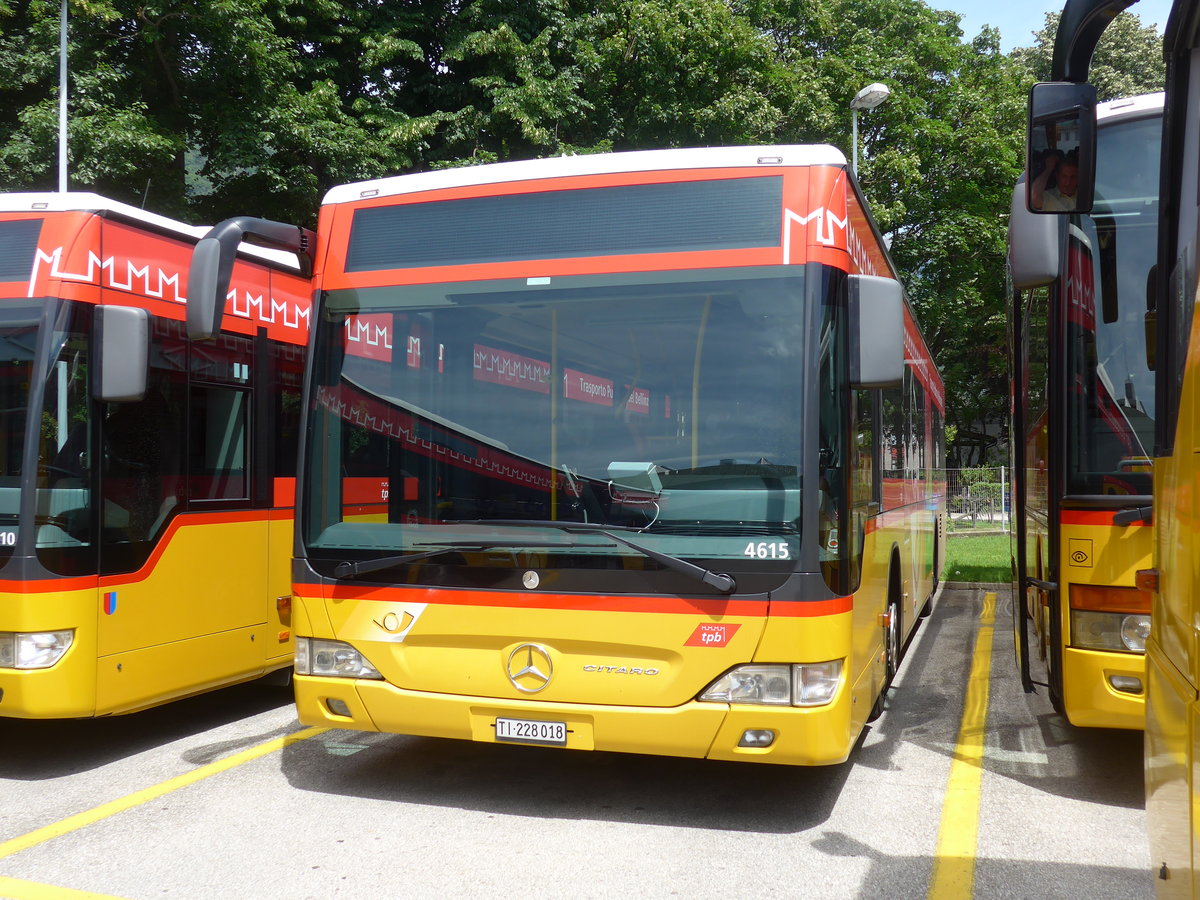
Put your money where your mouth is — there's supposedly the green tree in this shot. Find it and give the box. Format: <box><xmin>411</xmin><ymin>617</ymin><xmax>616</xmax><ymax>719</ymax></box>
<box><xmin>0</xmin><ymin>0</ymin><xmax>434</xmax><ymax>223</ymax></box>
<box><xmin>0</xmin><ymin>0</ymin><xmax>1057</xmax><ymax>465</ymax></box>
<box><xmin>1011</xmin><ymin>9</ymin><xmax>1165</xmax><ymax>100</ymax></box>
<box><xmin>746</xmin><ymin>0</ymin><xmax>1028</xmax><ymax>464</ymax></box>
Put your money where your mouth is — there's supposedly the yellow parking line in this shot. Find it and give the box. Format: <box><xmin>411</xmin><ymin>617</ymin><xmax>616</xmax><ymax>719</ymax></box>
<box><xmin>0</xmin><ymin>726</ymin><xmax>327</xmax><ymax>863</ymax></box>
<box><xmin>928</xmin><ymin>591</ymin><xmax>996</xmax><ymax>900</ymax></box>
<box><xmin>0</xmin><ymin>875</ymin><xmax>130</xmax><ymax>899</ymax></box>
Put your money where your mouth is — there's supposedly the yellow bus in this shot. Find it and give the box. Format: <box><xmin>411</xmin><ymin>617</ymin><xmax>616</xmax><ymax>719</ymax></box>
<box><xmin>194</xmin><ymin>145</ymin><xmax>946</xmax><ymax>765</ymax></box>
<box><xmin>1007</xmin><ymin>92</ymin><xmax>1161</xmax><ymax>729</ymax></box>
<box><xmin>1030</xmin><ymin>0</ymin><xmax>1200</xmax><ymax>891</ymax></box>
<box><xmin>0</xmin><ymin>193</ymin><xmax>311</xmax><ymax>717</ymax></box>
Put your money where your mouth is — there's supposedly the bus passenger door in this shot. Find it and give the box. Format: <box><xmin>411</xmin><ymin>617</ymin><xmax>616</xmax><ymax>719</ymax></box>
<box><xmin>95</xmin><ymin>325</ymin><xmax>267</xmax><ymax>712</ymax></box>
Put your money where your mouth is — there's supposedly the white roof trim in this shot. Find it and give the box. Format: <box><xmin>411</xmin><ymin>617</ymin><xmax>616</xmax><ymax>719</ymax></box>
<box><xmin>323</xmin><ymin>144</ymin><xmax>847</xmax><ymax>206</ymax></box>
<box><xmin>0</xmin><ymin>192</ymin><xmax>208</xmax><ymax>239</ymax></box>
<box><xmin>0</xmin><ymin>191</ymin><xmax>300</xmax><ymax>270</ymax></box>
<box><xmin>1097</xmin><ymin>92</ymin><xmax>1164</xmax><ymax>124</ymax></box>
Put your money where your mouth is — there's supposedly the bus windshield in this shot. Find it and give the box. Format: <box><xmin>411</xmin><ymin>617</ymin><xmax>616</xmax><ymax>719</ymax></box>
<box><xmin>1064</xmin><ymin>113</ymin><xmax>1159</xmax><ymax>497</ymax></box>
<box><xmin>304</xmin><ymin>266</ymin><xmax>808</xmax><ymax>590</ymax></box>
<box><xmin>0</xmin><ymin>298</ymin><xmax>93</xmax><ymax>572</ymax></box>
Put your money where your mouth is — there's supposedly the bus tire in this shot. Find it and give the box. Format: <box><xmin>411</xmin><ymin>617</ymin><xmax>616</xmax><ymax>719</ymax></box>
<box><xmin>869</xmin><ymin>567</ymin><xmax>903</xmax><ymax>723</ymax></box>
<box><xmin>884</xmin><ymin>594</ymin><xmax>901</xmax><ymax>691</ymax></box>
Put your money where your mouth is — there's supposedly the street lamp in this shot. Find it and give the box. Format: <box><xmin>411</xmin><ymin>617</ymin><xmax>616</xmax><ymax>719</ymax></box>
<box><xmin>850</xmin><ymin>82</ymin><xmax>890</xmax><ymax>175</ymax></box>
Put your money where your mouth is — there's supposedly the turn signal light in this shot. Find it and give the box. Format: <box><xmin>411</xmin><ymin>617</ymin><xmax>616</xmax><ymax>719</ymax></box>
<box><xmin>1069</xmin><ymin>584</ymin><xmax>1151</xmax><ymax>614</ymax></box>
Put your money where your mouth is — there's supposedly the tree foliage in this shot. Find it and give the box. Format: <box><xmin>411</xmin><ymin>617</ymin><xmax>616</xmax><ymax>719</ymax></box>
<box><xmin>0</xmin><ymin>0</ymin><xmax>1168</xmax><ymax>463</ymax></box>
<box><xmin>1011</xmin><ymin>10</ymin><xmax>1165</xmax><ymax>100</ymax></box>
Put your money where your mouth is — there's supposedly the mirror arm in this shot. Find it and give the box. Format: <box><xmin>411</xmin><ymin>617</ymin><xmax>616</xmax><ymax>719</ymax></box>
<box><xmin>1051</xmin><ymin>0</ymin><xmax>1137</xmax><ymax>82</ymax></box>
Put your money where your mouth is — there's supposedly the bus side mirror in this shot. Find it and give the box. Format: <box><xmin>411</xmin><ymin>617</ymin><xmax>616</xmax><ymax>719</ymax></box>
<box><xmin>849</xmin><ymin>274</ymin><xmax>903</xmax><ymax>389</ymax></box>
<box><xmin>187</xmin><ymin>235</ymin><xmax>233</xmax><ymax>341</ymax></box>
<box><xmin>1009</xmin><ymin>181</ymin><xmax>1060</xmax><ymax>289</ymax></box>
<box><xmin>94</xmin><ymin>305</ymin><xmax>149</xmax><ymax>402</ymax></box>
<box><xmin>1026</xmin><ymin>81</ymin><xmax>1097</xmax><ymax>214</ymax></box>
<box><xmin>187</xmin><ymin>216</ymin><xmax>315</xmax><ymax>341</ymax></box>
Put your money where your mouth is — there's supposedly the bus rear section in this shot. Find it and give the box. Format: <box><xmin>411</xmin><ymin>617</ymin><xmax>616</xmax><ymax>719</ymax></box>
<box><xmin>0</xmin><ymin>193</ymin><xmax>310</xmax><ymax>718</ymax></box>
<box><xmin>287</xmin><ymin>146</ymin><xmax>944</xmax><ymax>765</ymax></box>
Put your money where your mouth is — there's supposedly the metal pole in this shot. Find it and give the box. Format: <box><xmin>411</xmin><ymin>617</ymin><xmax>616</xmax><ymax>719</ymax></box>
<box><xmin>1000</xmin><ymin>465</ymin><xmax>1008</xmax><ymax>529</ymax></box>
<box><xmin>851</xmin><ymin>108</ymin><xmax>858</xmax><ymax>174</ymax></box>
<box><xmin>58</xmin><ymin>0</ymin><xmax>68</xmax><ymax>192</ymax></box>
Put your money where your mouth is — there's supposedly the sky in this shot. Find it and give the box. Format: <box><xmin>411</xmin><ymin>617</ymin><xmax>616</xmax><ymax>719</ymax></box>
<box><xmin>938</xmin><ymin>0</ymin><xmax>1174</xmax><ymax>51</ymax></box>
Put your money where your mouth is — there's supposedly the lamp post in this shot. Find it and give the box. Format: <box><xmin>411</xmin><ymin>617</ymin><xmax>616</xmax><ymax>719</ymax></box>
<box><xmin>850</xmin><ymin>82</ymin><xmax>890</xmax><ymax>175</ymax></box>
<box><xmin>58</xmin><ymin>0</ymin><xmax>68</xmax><ymax>192</ymax></box>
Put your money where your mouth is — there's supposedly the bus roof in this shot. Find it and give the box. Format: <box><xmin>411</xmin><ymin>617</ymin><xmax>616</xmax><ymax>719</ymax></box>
<box><xmin>323</xmin><ymin>144</ymin><xmax>848</xmax><ymax>206</ymax></box>
<box><xmin>1097</xmin><ymin>92</ymin><xmax>1164</xmax><ymax>124</ymax></box>
<box><xmin>0</xmin><ymin>191</ymin><xmax>301</xmax><ymax>271</ymax></box>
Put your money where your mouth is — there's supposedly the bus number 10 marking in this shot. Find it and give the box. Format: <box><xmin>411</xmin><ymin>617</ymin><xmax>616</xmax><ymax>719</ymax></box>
<box><xmin>0</xmin><ymin>531</ymin><xmax>15</xmax><ymax>546</ymax></box>
<box><xmin>744</xmin><ymin>542</ymin><xmax>789</xmax><ymax>560</ymax></box>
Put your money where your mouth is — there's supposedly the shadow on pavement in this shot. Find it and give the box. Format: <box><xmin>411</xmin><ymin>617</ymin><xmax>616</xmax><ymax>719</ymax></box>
<box><xmin>0</xmin><ymin>679</ymin><xmax>294</xmax><ymax>779</ymax></box>
<box><xmin>281</xmin><ymin>725</ymin><xmax>858</xmax><ymax>834</ymax></box>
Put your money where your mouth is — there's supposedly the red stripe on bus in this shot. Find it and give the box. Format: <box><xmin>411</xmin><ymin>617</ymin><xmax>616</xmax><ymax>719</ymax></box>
<box><xmin>0</xmin><ymin>575</ymin><xmax>98</xmax><ymax>593</ymax></box>
<box><xmin>323</xmin><ymin>584</ymin><xmax>773</xmax><ymax>616</ymax></box>
<box><xmin>320</xmin><ymin>584</ymin><xmax>854</xmax><ymax>618</ymax></box>
<box><xmin>1060</xmin><ymin>509</ymin><xmax>1144</xmax><ymax>527</ymax></box>
<box><xmin>0</xmin><ymin>510</ymin><xmax>282</xmax><ymax>594</ymax></box>
<box><xmin>273</xmin><ymin>477</ymin><xmax>297</xmax><ymax>507</ymax></box>
<box><xmin>322</xmin><ymin>247</ymin><xmax>785</xmax><ymax>291</ymax></box>
<box><xmin>769</xmin><ymin>595</ymin><xmax>853</xmax><ymax>616</ymax></box>
<box><xmin>97</xmin><ymin>510</ymin><xmax>276</xmax><ymax>588</ymax></box>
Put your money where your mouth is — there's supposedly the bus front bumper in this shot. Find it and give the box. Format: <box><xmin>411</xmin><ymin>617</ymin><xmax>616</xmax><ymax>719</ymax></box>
<box><xmin>1061</xmin><ymin>646</ymin><xmax>1146</xmax><ymax>730</ymax></box>
<box><xmin>295</xmin><ymin>674</ymin><xmax>859</xmax><ymax>766</ymax></box>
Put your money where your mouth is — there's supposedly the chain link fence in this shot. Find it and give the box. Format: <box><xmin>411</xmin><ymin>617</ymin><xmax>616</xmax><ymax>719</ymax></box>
<box><xmin>946</xmin><ymin>467</ymin><xmax>1009</xmax><ymax>532</ymax></box>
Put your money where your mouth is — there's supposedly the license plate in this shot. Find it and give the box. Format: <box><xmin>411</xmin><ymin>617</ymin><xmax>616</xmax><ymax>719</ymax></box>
<box><xmin>494</xmin><ymin>716</ymin><xmax>568</xmax><ymax>746</ymax></box>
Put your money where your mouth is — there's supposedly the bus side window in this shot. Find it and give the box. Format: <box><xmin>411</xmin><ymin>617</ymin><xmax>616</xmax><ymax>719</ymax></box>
<box><xmin>189</xmin><ymin>334</ymin><xmax>252</xmax><ymax>502</ymax></box>
<box><xmin>189</xmin><ymin>386</ymin><xmax>249</xmax><ymax>500</ymax></box>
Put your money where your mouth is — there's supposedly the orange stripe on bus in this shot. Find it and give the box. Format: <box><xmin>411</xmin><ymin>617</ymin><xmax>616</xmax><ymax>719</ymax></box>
<box><xmin>0</xmin><ymin>510</ymin><xmax>281</xmax><ymax>594</ymax></box>
<box><xmin>1060</xmin><ymin>509</ymin><xmax>1144</xmax><ymax>527</ymax></box>
<box><xmin>97</xmin><ymin>510</ymin><xmax>273</xmax><ymax>588</ymax></box>
<box><xmin>768</xmin><ymin>595</ymin><xmax>853</xmax><ymax>616</ymax></box>
<box><xmin>320</xmin><ymin>583</ymin><xmax>853</xmax><ymax>618</ymax></box>
<box><xmin>324</xmin><ymin>584</ymin><xmax>769</xmax><ymax>616</ymax></box>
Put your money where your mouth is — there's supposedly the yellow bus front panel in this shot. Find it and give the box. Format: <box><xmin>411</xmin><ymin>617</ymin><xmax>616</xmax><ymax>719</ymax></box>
<box><xmin>0</xmin><ymin>586</ymin><xmax>98</xmax><ymax>718</ymax></box>
<box><xmin>1062</xmin><ymin>647</ymin><xmax>1148</xmax><ymax>730</ymax></box>
<box><xmin>0</xmin><ymin>515</ymin><xmax>293</xmax><ymax>718</ymax></box>
<box><xmin>295</xmin><ymin>588</ymin><xmax>862</xmax><ymax>765</ymax></box>
<box><xmin>297</xmin><ymin>671</ymin><xmax>859</xmax><ymax>767</ymax></box>
<box><xmin>1059</xmin><ymin>517</ymin><xmax>1151</xmax><ymax>729</ymax></box>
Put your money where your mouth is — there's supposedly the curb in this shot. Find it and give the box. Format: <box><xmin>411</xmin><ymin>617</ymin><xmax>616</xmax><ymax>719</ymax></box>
<box><xmin>942</xmin><ymin>581</ymin><xmax>1009</xmax><ymax>592</ymax></box>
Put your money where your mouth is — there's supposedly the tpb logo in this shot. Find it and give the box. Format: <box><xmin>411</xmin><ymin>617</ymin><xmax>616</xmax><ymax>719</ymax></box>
<box><xmin>685</xmin><ymin>623</ymin><xmax>741</xmax><ymax>647</ymax></box>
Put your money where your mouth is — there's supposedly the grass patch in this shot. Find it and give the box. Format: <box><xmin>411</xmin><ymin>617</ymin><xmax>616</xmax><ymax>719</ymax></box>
<box><xmin>945</xmin><ymin>534</ymin><xmax>1010</xmax><ymax>584</ymax></box>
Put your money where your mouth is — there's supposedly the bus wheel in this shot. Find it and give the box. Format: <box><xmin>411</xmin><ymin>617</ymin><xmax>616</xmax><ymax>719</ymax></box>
<box><xmin>868</xmin><ymin>590</ymin><xmax>902</xmax><ymax>723</ymax></box>
<box><xmin>883</xmin><ymin>596</ymin><xmax>901</xmax><ymax>691</ymax></box>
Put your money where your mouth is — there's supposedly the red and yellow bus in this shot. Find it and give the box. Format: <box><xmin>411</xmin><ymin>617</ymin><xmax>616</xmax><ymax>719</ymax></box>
<box><xmin>195</xmin><ymin>145</ymin><xmax>945</xmax><ymax>765</ymax></box>
<box><xmin>0</xmin><ymin>192</ymin><xmax>311</xmax><ymax>717</ymax></box>
<box><xmin>1008</xmin><ymin>92</ymin><xmax>1161</xmax><ymax>729</ymax></box>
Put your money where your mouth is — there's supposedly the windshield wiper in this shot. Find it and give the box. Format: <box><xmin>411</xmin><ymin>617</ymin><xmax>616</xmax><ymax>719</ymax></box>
<box><xmin>452</xmin><ymin>519</ymin><xmax>737</xmax><ymax>594</ymax></box>
<box><xmin>1113</xmin><ymin>504</ymin><xmax>1153</xmax><ymax>526</ymax></box>
<box><xmin>334</xmin><ymin>539</ymin><xmax>588</xmax><ymax>579</ymax></box>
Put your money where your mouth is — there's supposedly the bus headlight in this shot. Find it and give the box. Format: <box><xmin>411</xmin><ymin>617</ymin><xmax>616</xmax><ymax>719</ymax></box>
<box><xmin>699</xmin><ymin>661</ymin><xmax>842</xmax><ymax>707</ymax></box>
<box><xmin>295</xmin><ymin>638</ymin><xmax>383</xmax><ymax>679</ymax></box>
<box><xmin>1070</xmin><ymin>610</ymin><xmax>1151</xmax><ymax>654</ymax></box>
<box><xmin>1119</xmin><ymin>615</ymin><xmax>1151</xmax><ymax>652</ymax></box>
<box><xmin>0</xmin><ymin>630</ymin><xmax>75</xmax><ymax>669</ymax></box>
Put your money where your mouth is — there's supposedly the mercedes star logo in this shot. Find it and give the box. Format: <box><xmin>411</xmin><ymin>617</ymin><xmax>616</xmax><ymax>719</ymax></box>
<box><xmin>506</xmin><ymin>643</ymin><xmax>553</xmax><ymax>693</ymax></box>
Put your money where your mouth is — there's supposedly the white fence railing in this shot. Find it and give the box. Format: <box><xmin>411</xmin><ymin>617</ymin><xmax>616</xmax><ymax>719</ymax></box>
<box><xmin>946</xmin><ymin>466</ymin><xmax>1009</xmax><ymax>531</ymax></box>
